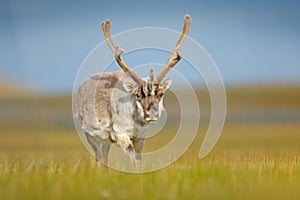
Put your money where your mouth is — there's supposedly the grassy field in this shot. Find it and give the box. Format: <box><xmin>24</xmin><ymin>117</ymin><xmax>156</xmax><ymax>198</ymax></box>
<box><xmin>0</xmin><ymin>124</ymin><xmax>299</xmax><ymax>200</ymax></box>
<box><xmin>0</xmin><ymin>86</ymin><xmax>299</xmax><ymax>199</ymax></box>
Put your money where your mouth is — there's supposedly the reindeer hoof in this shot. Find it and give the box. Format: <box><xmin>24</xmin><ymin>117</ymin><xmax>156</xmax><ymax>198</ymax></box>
<box><xmin>126</xmin><ymin>144</ymin><xmax>134</xmax><ymax>152</ymax></box>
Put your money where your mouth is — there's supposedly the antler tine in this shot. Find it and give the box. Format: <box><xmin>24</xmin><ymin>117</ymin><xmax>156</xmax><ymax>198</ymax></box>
<box><xmin>150</xmin><ymin>68</ymin><xmax>154</xmax><ymax>83</ymax></box>
<box><xmin>101</xmin><ymin>20</ymin><xmax>145</xmax><ymax>85</ymax></box>
<box><xmin>155</xmin><ymin>14</ymin><xmax>192</xmax><ymax>83</ymax></box>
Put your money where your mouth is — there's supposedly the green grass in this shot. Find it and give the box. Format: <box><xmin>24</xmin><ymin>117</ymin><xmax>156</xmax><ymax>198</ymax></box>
<box><xmin>1</xmin><ymin>85</ymin><xmax>299</xmax><ymax>199</ymax></box>
<box><xmin>0</xmin><ymin>124</ymin><xmax>299</xmax><ymax>200</ymax></box>
<box><xmin>1</xmin><ymin>153</ymin><xmax>299</xmax><ymax>200</ymax></box>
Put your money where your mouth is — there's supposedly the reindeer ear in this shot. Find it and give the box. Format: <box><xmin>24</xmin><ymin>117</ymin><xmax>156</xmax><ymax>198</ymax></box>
<box><xmin>123</xmin><ymin>82</ymin><xmax>138</xmax><ymax>93</ymax></box>
<box><xmin>162</xmin><ymin>79</ymin><xmax>172</xmax><ymax>92</ymax></box>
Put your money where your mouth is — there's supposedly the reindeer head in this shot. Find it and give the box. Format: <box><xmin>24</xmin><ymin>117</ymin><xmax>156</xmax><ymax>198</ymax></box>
<box><xmin>123</xmin><ymin>69</ymin><xmax>172</xmax><ymax>123</ymax></box>
<box><xmin>101</xmin><ymin>15</ymin><xmax>192</xmax><ymax>124</ymax></box>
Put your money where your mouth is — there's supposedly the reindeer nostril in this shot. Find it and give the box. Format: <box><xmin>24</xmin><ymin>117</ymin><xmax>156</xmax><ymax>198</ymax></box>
<box><xmin>146</xmin><ymin>106</ymin><xmax>159</xmax><ymax>119</ymax></box>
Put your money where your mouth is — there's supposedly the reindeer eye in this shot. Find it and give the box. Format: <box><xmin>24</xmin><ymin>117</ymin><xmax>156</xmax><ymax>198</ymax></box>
<box><xmin>136</xmin><ymin>93</ymin><xmax>146</xmax><ymax>99</ymax></box>
<box><xmin>140</xmin><ymin>87</ymin><xmax>146</xmax><ymax>98</ymax></box>
<box><xmin>159</xmin><ymin>93</ymin><xmax>164</xmax><ymax>97</ymax></box>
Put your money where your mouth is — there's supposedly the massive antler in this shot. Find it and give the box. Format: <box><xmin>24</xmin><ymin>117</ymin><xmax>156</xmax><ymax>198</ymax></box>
<box><xmin>155</xmin><ymin>14</ymin><xmax>192</xmax><ymax>83</ymax></box>
<box><xmin>101</xmin><ymin>20</ymin><xmax>145</xmax><ymax>85</ymax></box>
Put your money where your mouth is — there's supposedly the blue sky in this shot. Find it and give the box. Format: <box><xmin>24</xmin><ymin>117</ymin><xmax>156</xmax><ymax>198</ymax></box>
<box><xmin>0</xmin><ymin>0</ymin><xmax>300</xmax><ymax>93</ymax></box>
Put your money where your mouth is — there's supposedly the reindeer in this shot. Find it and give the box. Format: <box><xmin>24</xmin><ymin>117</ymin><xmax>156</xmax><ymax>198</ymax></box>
<box><xmin>76</xmin><ymin>15</ymin><xmax>192</xmax><ymax>165</ymax></box>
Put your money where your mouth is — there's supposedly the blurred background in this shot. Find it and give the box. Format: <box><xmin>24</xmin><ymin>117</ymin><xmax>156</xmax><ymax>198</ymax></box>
<box><xmin>0</xmin><ymin>0</ymin><xmax>299</xmax><ymax>159</ymax></box>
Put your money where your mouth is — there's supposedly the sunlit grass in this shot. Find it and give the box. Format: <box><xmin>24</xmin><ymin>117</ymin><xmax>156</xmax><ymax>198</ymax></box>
<box><xmin>0</xmin><ymin>124</ymin><xmax>299</xmax><ymax>200</ymax></box>
<box><xmin>0</xmin><ymin>152</ymin><xmax>299</xmax><ymax>200</ymax></box>
<box><xmin>0</xmin><ymin>85</ymin><xmax>299</xmax><ymax>199</ymax></box>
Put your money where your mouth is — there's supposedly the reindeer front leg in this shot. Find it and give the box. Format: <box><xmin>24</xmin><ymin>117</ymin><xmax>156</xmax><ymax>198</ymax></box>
<box><xmin>85</xmin><ymin>132</ymin><xmax>111</xmax><ymax>165</ymax></box>
<box><xmin>133</xmin><ymin>138</ymin><xmax>144</xmax><ymax>164</ymax></box>
<box><xmin>115</xmin><ymin>133</ymin><xmax>136</xmax><ymax>164</ymax></box>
